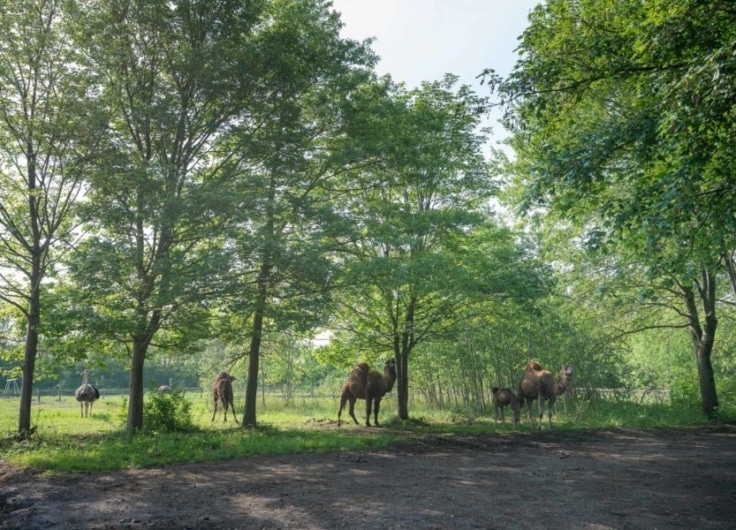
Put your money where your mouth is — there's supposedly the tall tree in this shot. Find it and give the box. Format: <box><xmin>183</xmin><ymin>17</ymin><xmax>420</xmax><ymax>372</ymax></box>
<box><xmin>332</xmin><ymin>76</ymin><xmax>546</xmax><ymax>421</ymax></box>
<box><xmin>65</xmin><ymin>0</ymin><xmax>267</xmax><ymax>432</ymax></box>
<box><xmin>0</xmin><ymin>0</ymin><xmax>99</xmax><ymax>434</ymax></box>
<box><xmin>222</xmin><ymin>0</ymin><xmax>376</xmax><ymax>427</ymax></box>
<box><xmin>487</xmin><ymin>0</ymin><xmax>736</xmax><ymax>416</ymax></box>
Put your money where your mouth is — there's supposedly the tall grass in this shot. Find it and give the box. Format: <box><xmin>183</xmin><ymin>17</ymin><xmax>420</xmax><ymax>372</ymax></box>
<box><xmin>1</xmin><ymin>390</ymin><xmax>731</xmax><ymax>474</ymax></box>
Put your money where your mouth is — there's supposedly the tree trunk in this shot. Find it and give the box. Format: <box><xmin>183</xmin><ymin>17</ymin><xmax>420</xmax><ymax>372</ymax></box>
<box><xmin>243</xmin><ymin>310</ymin><xmax>262</xmax><ymax>428</ymax></box>
<box><xmin>394</xmin><ymin>296</ymin><xmax>417</xmax><ymax>421</ymax></box>
<box><xmin>18</xmin><ymin>276</ymin><xmax>40</xmax><ymax>434</ymax></box>
<box><xmin>681</xmin><ymin>268</ymin><xmax>719</xmax><ymax>417</ymax></box>
<box><xmin>126</xmin><ymin>337</ymin><xmax>149</xmax><ymax>432</ymax></box>
<box><xmin>18</xmin><ymin>153</ymin><xmax>42</xmax><ymax>435</ymax></box>
<box><xmin>396</xmin><ymin>351</ymin><xmax>409</xmax><ymax>420</ymax></box>
<box><xmin>243</xmin><ymin>262</ymin><xmax>270</xmax><ymax>428</ymax></box>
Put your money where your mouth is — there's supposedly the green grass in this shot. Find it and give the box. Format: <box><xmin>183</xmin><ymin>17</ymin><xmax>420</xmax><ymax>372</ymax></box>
<box><xmin>1</xmin><ymin>391</ymin><xmax>732</xmax><ymax>474</ymax></box>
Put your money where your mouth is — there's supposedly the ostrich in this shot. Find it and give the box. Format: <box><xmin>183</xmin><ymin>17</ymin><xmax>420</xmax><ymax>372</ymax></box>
<box><xmin>74</xmin><ymin>369</ymin><xmax>100</xmax><ymax>418</ymax></box>
<box><xmin>338</xmin><ymin>358</ymin><xmax>397</xmax><ymax>427</ymax></box>
<box><xmin>158</xmin><ymin>378</ymin><xmax>173</xmax><ymax>393</ymax></box>
<box><xmin>211</xmin><ymin>371</ymin><xmax>238</xmax><ymax>423</ymax></box>
<box><xmin>491</xmin><ymin>386</ymin><xmax>521</xmax><ymax>428</ymax></box>
<box><xmin>517</xmin><ymin>361</ymin><xmax>573</xmax><ymax>430</ymax></box>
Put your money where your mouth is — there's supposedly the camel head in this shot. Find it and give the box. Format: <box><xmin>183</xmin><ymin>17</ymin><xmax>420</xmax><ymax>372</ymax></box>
<box><xmin>557</xmin><ymin>364</ymin><xmax>573</xmax><ymax>393</ymax></box>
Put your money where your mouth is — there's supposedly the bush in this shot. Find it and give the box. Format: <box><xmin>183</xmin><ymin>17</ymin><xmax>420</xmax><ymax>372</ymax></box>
<box><xmin>143</xmin><ymin>390</ymin><xmax>196</xmax><ymax>433</ymax></box>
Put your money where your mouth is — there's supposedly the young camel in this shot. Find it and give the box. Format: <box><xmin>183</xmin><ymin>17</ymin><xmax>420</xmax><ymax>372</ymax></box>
<box><xmin>491</xmin><ymin>386</ymin><xmax>521</xmax><ymax>428</ymax></box>
<box><xmin>211</xmin><ymin>371</ymin><xmax>238</xmax><ymax>423</ymax></box>
<box><xmin>517</xmin><ymin>361</ymin><xmax>573</xmax><ymax>430</ymax></box>
<box><xmin>337</xmin><ymin>359</ymin><xmax>397</xmax><ymax>427</ymax></box>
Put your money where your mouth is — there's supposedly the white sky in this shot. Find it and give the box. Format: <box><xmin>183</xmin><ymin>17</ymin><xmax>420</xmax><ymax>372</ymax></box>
<box><xmin>330</xmin><ymin>0</ymin><xmax>540</xmax><ymax>146</ymax></box>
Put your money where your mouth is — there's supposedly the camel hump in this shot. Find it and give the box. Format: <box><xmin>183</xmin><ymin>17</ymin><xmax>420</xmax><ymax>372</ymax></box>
<box><xmin>215</xmin><ymin>371</ymin><xmax>235</xmax><ymax>382</ymax></box>
<box><xmin>526</xmin><ymin>360</ymin><xmax>544</xmax><ymax>372</ymax></box>
<box><xmin>354</xmin><ymin>362</ymin><xmax>371</xmax><ymax>373</ymax></box>
<box><xmin>491</xmin><ymin>386</ymin><xmax>500</xmax><ymax>395</ymax></box>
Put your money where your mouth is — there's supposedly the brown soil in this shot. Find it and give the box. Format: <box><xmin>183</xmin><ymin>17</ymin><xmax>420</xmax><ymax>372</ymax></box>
<box><xmin>2</xmin><ymin>424</ymin><xmax>735</xmax><ymax>529</ymax></box>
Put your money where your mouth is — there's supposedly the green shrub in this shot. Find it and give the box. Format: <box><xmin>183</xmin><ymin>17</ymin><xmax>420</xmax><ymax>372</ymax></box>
<box><xmin>143</xmin><ymin>390</ymin><xmax>196</xmax><ymax>433</ymax></box>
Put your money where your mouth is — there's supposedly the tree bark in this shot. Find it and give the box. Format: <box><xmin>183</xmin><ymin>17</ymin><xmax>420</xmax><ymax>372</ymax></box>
<box><xmin>396</xmin><ymin>351</ymin><xmax>410</xmax><ymax>420</ymax></box>
<box><xmin>126</xmin><ymin>338</ymin><xmax>148</xmax><ymax>432</ymax></box>
<box><xmin>243</xmin><ymin>262</ymin><xmax>270</xmax><ymax>428</ymax></box>
<box><xmin>18</xmin><ymin>151</ymin><xmax>42</xmax><ymax>435</ymax></box>
<box><xmin>681</xmin><ymin>268</ymin><xmax>719</xmax><ymax>417</ymax></box>
<box><xmin>18</xmin><ymin>271</ymin><xmax>40</xmax><ymax>434</ymax></box>
<box><xmin>393</xmin><ymin>295</ymin><xmax>418</xmax><ymax>421</ymax></box>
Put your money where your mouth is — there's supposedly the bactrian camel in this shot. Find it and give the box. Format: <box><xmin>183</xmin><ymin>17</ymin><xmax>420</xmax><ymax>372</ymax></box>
<box><xmin>211</xmin><ymin>371</ymin><xmax>238</xmax><ymax>423</ymax></box>
<box><xmin>517</xmin><ymin>361</ymin><xmax>573</xmax><ymax>430</ymax></box>
<box><xmin>75</xmin><ymin>369</ymin><xmax>100</xmax><ymax>418</ymax></box>
<box><xmin>492</xmin><ymin>386</ymin><xmax>521</xmax><ymax>428</ymax></box>
<box><xmin>338</xmin><ymin>359</ymin><xmax>397</xmax><ymax>427</ymax></box>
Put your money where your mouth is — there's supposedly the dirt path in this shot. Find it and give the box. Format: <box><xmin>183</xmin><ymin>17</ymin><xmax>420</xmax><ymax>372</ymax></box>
<box><xmin>2</xmin><ymin>425</ymin><xmax>735</xmax><ymax>529</ymax></box>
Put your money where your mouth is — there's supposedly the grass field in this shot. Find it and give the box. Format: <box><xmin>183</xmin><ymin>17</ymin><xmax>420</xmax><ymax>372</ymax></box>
<box><xmin>0</xmin><ymin>390</ymin><xmax>730</xmax><ymax>474</ymax></box>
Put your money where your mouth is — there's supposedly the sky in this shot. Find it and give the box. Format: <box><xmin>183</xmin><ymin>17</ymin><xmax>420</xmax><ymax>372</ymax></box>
<box><xmin>329</xmin><ymin>0</ymin><xmax>540</xmax><ymax>146</ymax></box>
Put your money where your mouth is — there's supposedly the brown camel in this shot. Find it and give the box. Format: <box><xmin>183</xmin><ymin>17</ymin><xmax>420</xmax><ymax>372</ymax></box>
<box><xmin>337</xmin><ymin>358</ymin><xmax>397</xmax><ymax>427</ymax></box>
<box><xmin>491</xmin><ymin>386</ymin><xmax>521</xmax><ymax>428</ymax></box>
<box><xmin>517</xmin><ymin>361</ymin><xmax>573</xmax><ymax>430</ymax></box>
<box><xmin>211</xmin><ymin>371</ymin><xmax>238</xmax><ymax>423</ymax></box>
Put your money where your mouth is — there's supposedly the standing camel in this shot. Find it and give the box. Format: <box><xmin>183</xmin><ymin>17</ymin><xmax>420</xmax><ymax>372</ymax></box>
<box><xmin>338</xmin><ymin>359</ymin><xmax>397</xmax><ymax>427</ymax></box>
<box><xmin>492</xmin><ymin>386</ymin><xmax>521</xmax><ymax>428</ymax></box>
<box><xmin>211</xmin><ymin>371</ymin><xmax>238</xmax><ymax>423</ymax></box>
<box><xmin>74</xmin><ymin>369</ymin><xmax>100</xmax><ymax>418</ymax></box>
<box><xmin>517</xmin><ymin>361</ymin><xmax>573</xmax><ymax>430</ymax></box>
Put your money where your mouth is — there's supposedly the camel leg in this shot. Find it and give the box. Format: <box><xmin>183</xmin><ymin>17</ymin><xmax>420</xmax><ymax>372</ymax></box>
<box><xmin>536</xmin><ymin>396</ymin><xmax>545</xmax><ymax>431</ymax></box>
<box><xmin>373</xmin><ymin>398</ymin><xmax>381</xmax><ymax>426</ymax></box>
<box><xmin>525</xmin><ymin>398</ymin><xmax>535</xmax><ymax>428</ymax></box>
<box><xmin>337</xmin><ymin>388</ymin><xmax>355</xmax><ymax>426</ymax></box>
<box><xmin>223</xmin><ymin>402</ymin><xmax>228</xmax><ymax>422</ymax></box>
<box><xmin>337</xmin><ymin>389</ymin><xmax>347</xmax><ymax>426</ymax></box>
<box><xmin>500</xmin><ymin>406</ymin><xmax>506</xmax><ymax>424</ymax></box>
<box><xmin>347</xmin><ymin>394</ymin><xmax>359</xmax><ymax>425</ymax></box>
<box><xmin>547</xmin><ymin>400</ymin><xmax>554</xmax><ymax>430</ymax></box>
<box><xmin>211</xmin><ymin>398</ymin><xmax>219</xmax><ymax>422</ymax></box>
<box><xmin>365</xmin><ymin>398</ymin><xmax>373</xmax><ymax>427</ymax></box>
<box><xmin>229</xmin><ymin>401</ymin><xmax>239</xmax><ymax>424</ymax></box>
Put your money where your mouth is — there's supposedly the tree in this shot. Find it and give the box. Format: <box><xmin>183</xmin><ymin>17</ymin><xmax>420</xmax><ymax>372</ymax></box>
<box><xmin>224</xmin><ymin>0</ymin><xmax>376</xmax><ymax>427</ymax></box>
<box><xmin>64</xmin><ymin>0</ymin><xmax>268</xmax><ymax>432</ymax></box>
<box><xmin>332</xmin><ymin>75</ymin><xmax>547</xmax><ymax>421</ymax></box>
<box><xmin>0</xmin><ymin>0</ymin><xmax>100</xmax><ymax>434</ymax></box>
<box><xmin>487</xmin><ymin>0</ymin><xmax>736</xmax><ymax>416</ymax></box>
